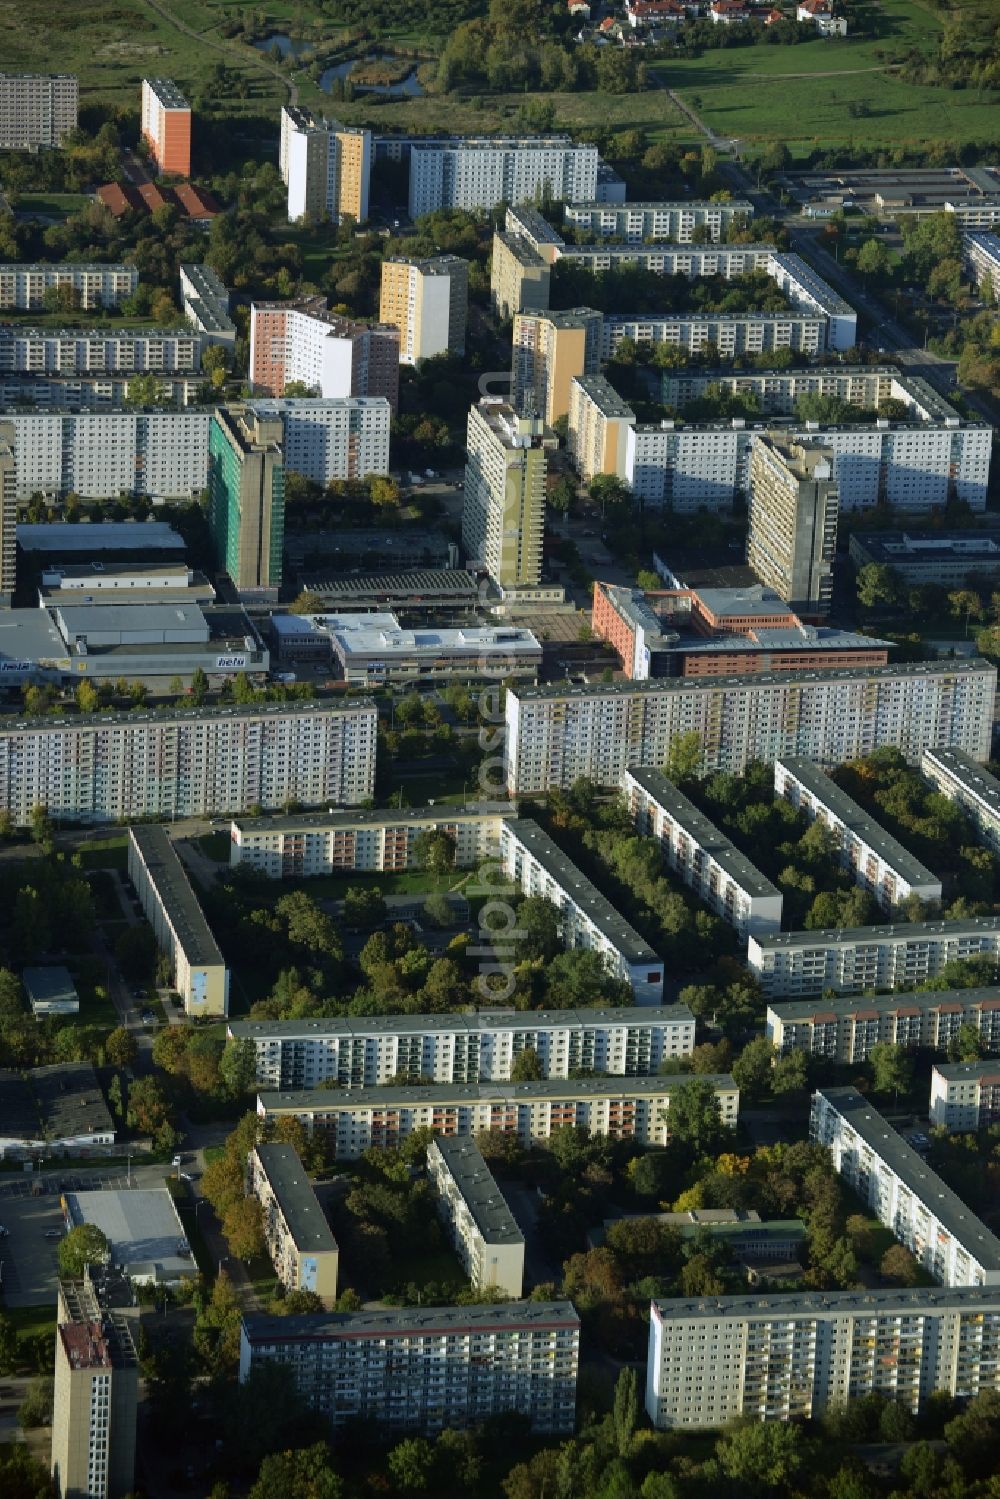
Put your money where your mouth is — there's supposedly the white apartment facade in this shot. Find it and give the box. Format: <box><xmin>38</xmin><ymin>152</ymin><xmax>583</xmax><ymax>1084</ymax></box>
<box><xmin>766</xmin><ymin>251</ymin><xmax>857</xmax><ymax>349</ymax></box>
<box><xmin>0</xmin><ymin>699</ymin><xmax>377</xmax><ymax>825</ymax></box>
<box><xmin>248</xmin><ymin>299</ymin><xmax>399</xmax><ymax>409</ymax></box>
<box><xmin>407</xmin><ymin>137</ymin><xmax>599</xmax><ymax>218</ymax></box>
<box><xmin>0</xmin><ymin>326</ymin><xmax>201</xmax><ymax>375</ymax></box>
<box><xmin>811</xmin><ymin>1086</ymin><xmax>1000</xmax><ymax>1287</ymax></box>
<box><xmin>240</xmin><ymin>1301</ymin><xmax>580</xmax><ymax>1435</ymax></box>
<box><xmin>257</xmin><ymin>1074</ymin><xmax>739</xmax><ymax>1159</ymax></box>
<box><xmin>247</xmin><ymin>398</ymin><xmax>390</xmax><ymax>483</ymax></box>
<box><xmin>498</xmin><ymin>818</ymin><xmax>664</xmax><ymax>1004</ymax></box>
<box><xmin>281</xmin><ymin>107</ymin><xmax>372</xmax><ymax>223</ymax></box>
<box><xmin>929</xmin><ymin>1062</ymin><xmax>1000</xmax><ymax>1132</ymax></box>
<box><xmin>774</xmin><ymin>756</ymin><xmax>942</xmax><ymax>910</ymax></box>
<box><xmin>602</xmin><ymin>311</ymin><xmax>828</xmax><ymax>361</ymax></box>
<box><xmin>625</xmin><ymin>417</ymin><xmax>992</xmax><ymax>514</ymax></box>
<box><xmin>749</xmin><ymin>917</ymin><xmax>1000</xmax><ymax>1001</ymax></box>
<box><xmin>504</xmin><ymin>660</ymin><xmax>997</xmax><ymax>795</ymax></box>
<box><xmin>921</xmin><ymin>747</ymin><xmax>1000</xmax><ymax>857</ymax></box>
<box><xmin>766</xmin><ymin>987</ymin><xmax>1000</xmax><ymax>1062</ymax></box>
<box><xmin>248</xmin><ymin>1143</ymin><xmax>340</xmax><ymax>1307</ymax></box>
<box><xmin>0</xmin><ymin>74</ymin><xmax>77</xmax><ymax>149</ymax></box>
<box><xmin>127</xmin><ymin>824</ymin><xmax>229</xmax><ymax>1017</ymax></box>
<box><xmin>646</xmin><ymin>1286</ymin><xmax>1000</xmax><ymax>1429</ymax></box>
<box><xmin>562</xmin><ymin>199</ymin><xmax>754</xmax><ymax>242</ymax></box>
<box><xmin>623</xmin><ymin>766</ymin><xmax>783</xmax><ymax>938</ymax></box>
<box><xmin>427</xmin><ymin>1137</ymin><xmax>525</xmax><ymax>1298</ymax></box>
<box><xmin>463</xmin><ymin>400</ymin><xmax>550</xmax><ymax>588</ymax></box>
<box><xmin>229</xmin><ymin>806</ymin><xmax>507</xmax><ymax>878</ymax></box>
<box><xmin>379</xmin><ymin>255</ymin><xmax>468</xmax><ymax>364</ymax></box>
<box><xmin>655</xmin><ymin>363</ymin><xmax>967</xmax><ymax>421</ymax></box>
<box><xmin>0</xmin><ymin>264</ymin><xmax>137</xmax><ymax>312</ymax></box>
<box><xmin>4</xmin><ymin>409</ymin><xmax>210</xmax><ymax>499</ymax></box>
<box><xmin>230</xmin><ymin>1005</ymin><xmax>695</xmax><ymax>1089</ymax></box>
<box><xmin>963</xmin><ymin>231</ymin><xmax>1000</xmax><ymax>298</ymax></box>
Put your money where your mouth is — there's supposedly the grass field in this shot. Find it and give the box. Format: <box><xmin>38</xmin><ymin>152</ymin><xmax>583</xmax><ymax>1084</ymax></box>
<box><xmin>655</xmin><ymin>0</ymin><xmax>998</xmax><ymax>152</ymax></box>
<box><xmin>15</xmin><ymin>193</ymin><xmax>93</xmax><ymax>220</ymax></box>
<box><xmin>74</xmin><ymin>835</ymin><xmax>129</xmax><ymax>872</ymax></box>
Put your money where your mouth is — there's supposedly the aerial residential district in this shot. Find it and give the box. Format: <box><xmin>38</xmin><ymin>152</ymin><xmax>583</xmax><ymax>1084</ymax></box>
<box><xmin>1</xmin><ymin>3</ymin><xmax>1000</xmax><ymax>1496</ymax></box>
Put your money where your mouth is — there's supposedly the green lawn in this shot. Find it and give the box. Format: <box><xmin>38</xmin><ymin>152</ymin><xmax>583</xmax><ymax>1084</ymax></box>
<box><xmin>197</xmin><ymin>832</ymin><xmax>232</xmax><ymax>863</ymax></box>
<box><xmin>275</xmin><ymin>867</ymin><xmax>467</xmax><ymax>899</ymax></box>
<box><xmin>74</xmin><ymin>835</ymin><xmax>128</xmax><ymax>872</ymax></box>
<box><xmin>15</xmin><ymin>193</ymin><xmax>92</xmax><ymax>220</ymax></box>
<box><xmin>2</xmin><ymin>1304</ymin><xmax>56</xmax><ymax>1344</ymax></box>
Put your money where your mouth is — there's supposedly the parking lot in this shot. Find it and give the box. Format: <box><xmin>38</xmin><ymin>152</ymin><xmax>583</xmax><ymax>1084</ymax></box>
<box><xmin>0</xmin><ymin>1169</ymin><xmax>150</xmax><ymax>1306</ymax></box>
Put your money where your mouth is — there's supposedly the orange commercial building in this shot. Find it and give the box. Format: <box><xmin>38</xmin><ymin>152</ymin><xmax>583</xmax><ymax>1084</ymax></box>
<box><xmin>592</xmin><ymin>579</ymin><xmax>891</xmax><ymax>681</ymax></box>
<box><xmin>141</xmin><ymin>78</ymin><xmax>191</xmax><ymax>178</ymax></box>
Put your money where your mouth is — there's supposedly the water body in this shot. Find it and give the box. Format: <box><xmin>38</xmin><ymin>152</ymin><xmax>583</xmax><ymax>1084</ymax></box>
<box><xmin>320</xmin><ymin>54</ymin><xmax>424</xmax><ymax>97</ymax></box>
<box><xmin>252</xmin><ymin>33</ymin><xmax>311</xmax><ymax>58</ymax></box>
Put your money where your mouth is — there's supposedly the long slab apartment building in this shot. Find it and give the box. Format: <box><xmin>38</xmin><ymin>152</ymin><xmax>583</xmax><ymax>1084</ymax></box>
<box><xmin>922</xmin><ymin>747</ymin><xmax>1000</xmax><ymax>858</ymax></box>
<box><xmin>623</xmin><ymin>766</ymin><xmax>783</xmax><ymax>938</ymax></box>
<box><xmin>248</xmin><ymin>1143</ymin><xmax>340</xmax><ymax>1307</ymax></box>
<box><xmin>929</xmin><ymin>1061</ymin><xmax>1000</xmax><ymax>1133</ymax></box>
<box><xmin>127</xmin><ymin>825</ymin><xmax>229</xmax><ymax>1017</ymax></box>
<box><xmin>812</xmin><ymin>1086</ymin><xmax>1000</xmax><ymax>1288</ymax></box>
<box><xmin>0</xmin><ymin>326</ymin><xmax>201</xmax><ymax>375</ymax></box>
<box><xmin>240</xmin><ymin>1300</ymin><xmax>580</xmax><ymax>1436</ymax></box>
<box><xmin>774</xmin><ymin>756</ymin><xmax>942</xmax><ymax>911</ymax></box>
<box><xmin>229</xmin><ymin>1004</ymin><xmax>695</xmax><ymax>1089</ymax></box>
<box><xmin>0</xmin><ymin>699</ymin><xmax>376</xmax><ymax>825</ymax></box>
<box><xmin>498</xmin><ymin>818</ymin><xmax>664</xmax><ymax>1004</ymax></box>
<box><xmin>645</xmin><ymin>1286</ymin><xmax>1000</xmax><ymax>1430</ymax></box>
<box><xmin>561</xmin><ymin>199</ymin><xmax>754</xmax><ymax>242</ymax></box>
<box><xmin>0</xmin><ymin>263</ymin><xmax>137</xmax><ymax>311</ymax></box>
<box><xmin>504</xmin><ymin>659</ymin><xmax>997</xmax><ymax>794</ymax></box>
<box><xmin>427</xmin><ymin>1136</ymin><xmax>525</xmax><ymax>1299</ymax></box>
<box><xmin>749</xmin><ymin>916</ymin><xmax>1000</xmax><ymax>1001</ymax></box>
<box><xmin>766</xmin><ymin>986</ymin><xmax>1000</xmax><ymax>1062</ymax></box>
<box><xmin>257</xmin><ymin>1074</ymin><xmax>738</xmax><ymax>1158</ymax></box>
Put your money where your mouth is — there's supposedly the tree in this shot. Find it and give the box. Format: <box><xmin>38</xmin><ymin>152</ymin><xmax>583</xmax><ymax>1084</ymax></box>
<box><xmin>949</xmin><ymin>589</ymin><xmax>983</xmax><ymax>634</ymax></box>
<box><xmin>115</xmin><ymin>922</ymin><xmax>156</xmax><ymax>984</ymax></box>
<box><xmin>732</xmin><ymin>1037</ymin><xmax>775</xmax><ymax>1102</ymax></box>
<box><xmin>772</xmin><ymin>1049</ymin><xmax>808</xmax><ymax>1095</ymax></box>
<box><xmin>868</xmin><ymin>1041</ymin><xmax>913</xmax><ymax>1101</ymax></box>
<box><xmin>248</xmin><ymin>1443</ymin><xmax>342</xmax><ymax>1499</ymax></box>
<box><xmin>201</xmin><ymin>343</ymin><xmax>229</xmax><ymax>388</ymax></box>
<box><xmin>17</xmin><ymin>1376</ymin><xmax>53</xmax><ymax>1430</ymax></box>
<box><xmin>222</xmin><ymin>1196</ymin><xmax>266</xmax><ymax>1260</ymax></box>
<box><xmin>511</xmin><ymin>1046</ymin><xmax>543</xmax><ymax>1082</ymax></box>
<box><xmin>126</xmin><ymin>1076</ymin><xmax>178</xmax><ymax>1149</ymax></box>
<box><xmin>856</xmin><ymin>563</ymin><xmax>899</xmax><ymax>611</ymax></box>
<box><xmin>388</xmin><ymin>1437</ymin><xmax>435</xmax><ymax>1492</ymax></box>
<box><xmin>421</xmin><ymin>892</ymin><xmax>455</xmax><ymax>929</ymax></box>
<box><xmin>636</xmin><ymin>569</ymin><xmax>660</xmax><ymax>592</ymax></box>
<box><xmin>219</xmin><ymin>1036</ymin><xmax>258</xmax><ymax>1097</ymax></box>
<box><xmin>664</xmin><ymin>1078</ymin><xmax>726</xmax><ymax>1159</ymax></box>
<box><xmin>58</xmin><ymin>1223</ymin><xmax>109</xmax><ymax>1278</ymax></box>
<box><xmin>369</xmin><ymin>476</ymin><xmax>401</xmax><ymax>508</ymax></box>
<box><xmin>611</xmin><ymin>1366</ymin><xmax>639</xmax><ymax>1458</ymax></box>
<box><xmin>76</xmin><ymin>679</ymin><xmax>100</xmax><ymax>714</ymax></box>
<box><xmin>948</xmin><ymin>1021</ymin><xmax>984</xmax><ymax>1062</ymax></box>
<box><xmin>0</xmin><ymin>1313</ymin><xmax>17</xmax><ymax>1376</ymax></box>
<box><xmin>880</xmin><ymin>1242</ymin><xmax>921</xmax><ymax>1286</ymax></box>
<box><xmin>629</xmin><ymin>1150</ymin><xmax>672</xmax><ymax>1200</ymax></box>
<box><xmin>190</xmin><ymin>665</ymin><xmax>209</xmax><ymax>705</ymax></box>
<box><xmin>412</xmin><ymin>829</ymin><xmax>457</xmax><ymax>875</ymax></box>
<box><xmin>343</xmin><ymin>885</ymin><xmax>387</xmax><ymax>929</ymax></box>
<box><xmin>716</xmin><ymin>1420</ymin><xmax>807</xmax><ymax>1494</ymax></box>
<box><xmin>105</xmin><ymin>1026</ymin><xmax>137</xmax><ymax>1069</ymax></box>
<box><xmin>514</xmin><ymin>895</ymin><xmax>562</xmax><ymax>962</ymax></box>
<box><xmin>856</xmin><ymin>237</ymin><xmax>891</xmax><ymax>281</ymax></box>
<box><xmin>665</xmin><ymin>731</ymin><xmax>702</xmax><ymax>782</ymax></box>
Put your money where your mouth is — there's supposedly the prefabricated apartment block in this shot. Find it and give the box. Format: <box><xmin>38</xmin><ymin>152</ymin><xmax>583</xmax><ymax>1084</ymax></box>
<box><xmin>427</xmin><ymin>1137</ymin><xmax>524</xmax><ymax>1299</ymax></box>
<box><xmin>128</xmin><ymin>825</ymin><xmax>228</xmax><ymax>1017</ymax></box>
<box><xmin>766</xmin><ymin>987</ymin><xmax>1000</xmax><ymax>1062</ymax></box>
<box><xmin>247</xmin><ymin>1143</ymin><xmax>339</xmax><ymax>1307</ymax></box>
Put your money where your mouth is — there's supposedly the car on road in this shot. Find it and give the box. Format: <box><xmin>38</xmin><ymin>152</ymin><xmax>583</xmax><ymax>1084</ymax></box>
<box><xmin>141</xmin><ymin>1009</ymin><xmax>155</xmax><ymax>1025</ymax></box>
<box><xmin>43</xmin><ymin>1229</ymin><xmax>62</xmax><ymax>1239</ymax></box>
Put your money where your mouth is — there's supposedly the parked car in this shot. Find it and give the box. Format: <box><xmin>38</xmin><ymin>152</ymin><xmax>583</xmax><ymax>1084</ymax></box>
<box><xmin>43</xmin><ymin>1229</ymin><xmax>62</xmax><ymax>1239</ymax></box>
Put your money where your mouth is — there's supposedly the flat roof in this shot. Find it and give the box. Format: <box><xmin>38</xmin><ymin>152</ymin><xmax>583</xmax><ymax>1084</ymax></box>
<box><xmin>776</xmin><ymin>757</ymin><xmax>940</xmax><ymax>888</ymax></box>
<box><xmin>573</xmin><ymin>375</ymin><xmax>635</xmax><ymax>420</ymax></box>
<box><xmin>495</xmin><ymin>232</ymin><xmax>547</xmax><ymax>269</ymax></box>
<box><xmin>252</xmin><ymin>1143</ymin><xmax>339</xmax><ymax>1255</ymax></box>
<box><xmin>0</xmin><ymin>262</ymin><xmax>134</xmax><ymax>277</ymax></box>
<box><xmin>753</xmin><ymin>914</ymin><xmax>1000</xmax><ymax>951</ymax></box>
<box><xmin>565</xmin><ymin>199</ymin><xmax>753</xmax><ymax>215</ymax></box>
<box><xmin>17</xmin><ymin>522</ymin><xmax>185</xmax><ymax>553</ymax></box>
<box><xmin>769</xmin><ymin>251</ymin><xmax>855</xmax><ymax>316</ymax></box>
<box><xmin>924</xmin><ymin>747</ymin><xmax>1000</xmax><ymax>815</ymax></box>
<box><xmin>21</xmin><ymin>966</ymin><xmax>79</xmax><ymax>1008</ymax></box>
<box><xmin>298</xmin><ymin>570</ymin><xmax>479</xmax><ymax>600</ymax></box>
<box><xmin>66</xmin><ymin>1187</ymin><xmax>194</xmax><ymax>1277</ymax></box>
<box><xmin>0</xmin><ymin>696</ymin><xmax>373</xmax><ymax>735</ymax></box>
<box><xmin>511</xmin><ymin>657</ymin><xmax>996</xmax><ymax>704</ymax></box>
<box><xmin>503</xmin><ymin>818</ymin><xmax>660</xmax><ymax>966</ymax></box>
<box><xmin>259</xmin><ymin>1074</ymin><xmax>736</xmax><ymax>1112</ymax></box>
<box><xmin>816</xmin><ymin>1086</ymin><xmax>1000</xmax><ymax>1271</ymax></box>
<box><xmin>933</xmin><ymin>1060</ymin><xmax>1000</xmax><ymax>1084</ymax></box>
<box><xmin>144</xmin><ymin>77</ymin><xmax>189</xmax><ymax>109</ymax></box>
<box><xmin>768</xmin><ymin>986</ymin><xmax>1000</xmax><ymax>1023</ymax></box>
<box><xmin>0</xmin><ymin>1068</ymin><xmax>40</xmax><ymax>1137</ymax></box>
<box><xmin>243</xmin><ymin>1299</ymin><xmax>580</xmax><ymax>1343</ymax></box>
<box><xmin>234</xmin><ymin>805</ymin><xmax>511</xmax><ymax>835</ymax></box>
<box><xmin>54</xmin><ymin>601</ymin><xmax>208</xmax><ymax>635</ymax></box>
<box><xmin>625</xmin><ymin>767</ymin><xmax>781</xmax><ymax>899</ymax></box>
<box><xmin>230</xmin><ymin>1003</ymin><xmax>694</xmax><ymax>1043</ymax></box>
<box><xmin>31</xmin><ymin>1061</ymin><xmax>114</xmax><ymax>1139</ymax></box>
<box><xmin>333</xmin><ymin>624</ymin><xmax>541</xmax><ymax>659</ymax></box>
<box><xmin>429</xmin><ymin>1137</ymin><xmax>524</xmax><ymax>1246</ymax></box>
<box><xmin>129</xmin><ymin>825</ymin><xmax>224</xmax><ymax>969</ymax></box>
<box><xmin>854</xmin><ymin>532</ymin><xmax>1000</xmax><ymax>565</ymax></box>
<box><xmin>651</xmin><ymin>1284</ymin><xmax>1000</xmax><ymax>1322</ymax></box>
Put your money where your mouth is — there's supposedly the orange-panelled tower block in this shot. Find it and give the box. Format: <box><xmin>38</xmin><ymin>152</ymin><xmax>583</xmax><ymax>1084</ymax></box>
<box><xmin>141</xmin><ymin>78</ymin><xmax>191</xmax><ymax>177</ymax></box>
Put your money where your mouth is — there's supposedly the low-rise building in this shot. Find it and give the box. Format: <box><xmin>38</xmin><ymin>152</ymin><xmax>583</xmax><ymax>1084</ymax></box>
<box><xmin>230</xmin><ymin>1005</ymin><xmax>695</xmax><ymax>1089</ymax></box>
<box><xmin>323</xmin><ymin>612</ymin><xmax>542</xmax><ymax>686</ymax></box>
<box><xmin>921</xmin><ymin>747</ymin><xmax>1000</xmax><ymax>857</ymax></box>
<box><xmin>929</xmin><ymin>1061</ymin><xmax>1000</xmax><ymax>1133</ymax></box>
<box><xmin>128</xmin><ymin>825</ymin><xmax>229</xmax><ymax>1017</ymax></box>
<box><xmin>0</xmin><ymin>1062</ymin><xmax>115</xmax><ymax>1157</ymax></box>
<box><xmin>749</xmin><ymin>917</ymin><xmax>1000</xmax><ymax>1000</ymax></box>
<box><xmin>22</xmin><ymin>966</ymin><xmax>79</xmax><ymax>1017</ymax></box>
<box><xmin>427</xmin><ymin>1137</ymin><xmax>524</xmax><ymax>1298</ymax></box>
<box><xmin>646</xmin><ymin>1286</ymin><xmax>1000</xmax><ymax>1429</ymax></box>
<box><xmin>256</xmin><ymin>1075</ymin><xmax>738</xmax><ymax>1157</ymax></box>
<box><xmin>37</xmin><ymin>560</ymin><xmax>215</xmax><ymax>608</ymax></box>
<box><xmin>766</xmin><ymin>987</ymin><xmax>1000</xmax><ymax>1061</ymax></box>
<box><xmin>774</xmin><ymin>757</ymin><xmax>942</xmax><ymax>910</ymax></box>
<box><xmin>240</xmin><ymin>1301</ymin><xmax>580</xmax><ymax>1435</ymax></box>
<box><xmin>623</xmin><ymin>766</ymin><xmax>783</xmax><ymax>937</ymax></box>
<box><xmin>850</xmin><ymin>530</ymin><xmax>1000</xmax><ymax>585</ymax></box>
<box><xmin>63</xmin><ymin>1188</ymin><xmax>197</xmax><ymax>1285</ymax></box>
<box><xmin>811</xmin><ymin>1086</ymin><xmax>1000</xmax><ymax>1286</ymax></box>
<box><xmin>499</xmin><ymin>818</ymin><xmax>664</xmax><ymax>1004</ymax></box>
<box><xmin>248</xmin><ymin>1143</ymin><xmax>339</xmax><ymax>1306</ymax></box>
<box><xmin>230</xmin><ymin>806</ymin><xmax>506</xmax><ymax>878</ymax></box>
